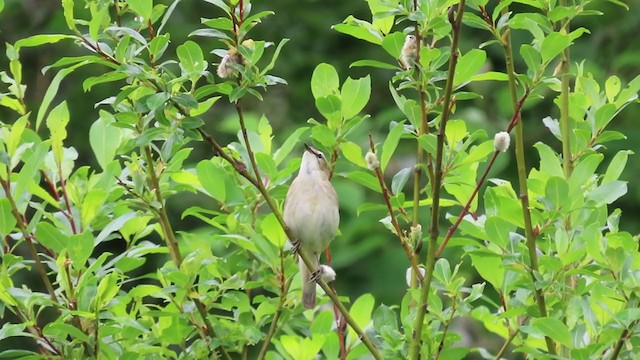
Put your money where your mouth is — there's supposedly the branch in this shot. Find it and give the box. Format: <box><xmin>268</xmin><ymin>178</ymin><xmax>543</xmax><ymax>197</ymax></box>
<box><xmin>409</xmin><ymin>2</ymin><xmax>466</xmax><ymax>359</ymax></box>
<box><xmin>368</xmin><ymin>134</ymin><xmax>424</xmax><ymax>282</ymax></box>
<box><xmin>500</xmin><ymin>4</ymin><xmax>556</xmax><ymax>354</ymax></box>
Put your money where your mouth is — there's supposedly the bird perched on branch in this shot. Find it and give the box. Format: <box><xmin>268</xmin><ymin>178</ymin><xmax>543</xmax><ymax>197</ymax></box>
<box><xmin>284</xmin><ymin>144</ymin><xmax>339</xmax><ymax>309</ymax></box>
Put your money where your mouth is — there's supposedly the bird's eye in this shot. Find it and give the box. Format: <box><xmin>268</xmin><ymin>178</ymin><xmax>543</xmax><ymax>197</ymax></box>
<box><xmin>316</xmin><ymin>153</ymin><xmax>323</xmax><ymax>159</ymax></box>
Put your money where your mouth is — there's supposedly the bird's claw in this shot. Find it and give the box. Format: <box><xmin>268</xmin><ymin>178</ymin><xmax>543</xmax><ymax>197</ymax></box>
<box><xmin>310</xmin><ymin>268</ymin><xmax>322</xmax><ymax>283</ymax></box>
<box><xmin>291</xmin><ymin>239</ymin><xmax>301</xmax><ymax>255</ymax></box>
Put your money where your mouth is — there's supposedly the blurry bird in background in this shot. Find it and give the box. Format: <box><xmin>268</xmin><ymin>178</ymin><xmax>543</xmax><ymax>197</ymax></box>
<box><xmin>400</xmin><ymin>34</ymin><xmax>419</xmax><ymax>70</ymax></box>
<box><xmin>284</xmin><ymin>144</ymin><xmax>340</xmax><ymax>309</ymax></box>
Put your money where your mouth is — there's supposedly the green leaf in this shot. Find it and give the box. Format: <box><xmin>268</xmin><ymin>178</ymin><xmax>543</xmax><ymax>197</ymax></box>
<box><xmin>96</xmin><ymin>272</ymin><xmax>121</xmax><ymax>308</ymax></box>
<box><xmin>534</xmin><ymin>142</ymin><xmax>564</xmax><ymax>177</ymax></box>
<box><xmin>454</xmin><ymin>49</ymin><xmax>486</xmax><ymax>87</ymax></box>
<box><xmin>274</xmin><ymin>128</ymin><xmax>309</xmax><ymax>166</ymax></box>
<box><xmin>90</xmin><ymin>111</ymin><xmax>124</xmax><ymax>170</ymax></box>
<box><xmin>341</xmin><ymin>142</ymin><xmax>366</xmax><ymax>168</ymax></box>
<box><xmin>445</xmin><ymin>120</ymin><xmax>467</xmax><ymax>148</ymax></box>
<box><xmin>177</xmin><ymin>40</ymin><xmax>206</xmax><ymax>75</ymax></box>
<box><xmin>0</xmin><ymin>322</ymin><xmax>27</xmax><ymax>341</ymax></box>
<box><xmin>261</xmin><ymin>213</ymin><xmax>287</xmax><ymax>247</ymax></box>
<box><xmin>125</xmin><ymin>0</ymin><xmax>153</xmax><ymax>19</ymax></box>
<box><xmin>69</xmin><ymin>231</ymin><xmax>94</xmax><ymax>269</ymax></box>
<box><xmin>418</xmin><ymin>134</ymin><xmax>437</xmax><ymax>156</ymax></box>
<box><xmin>14</xmin><ymin>35</ymin><xmax>74</xmax><ymax>52</ymax></box>
<box><xmin>349</xmin><ymin>293</ymin><xmax>375</xmax><ymax>344</ymax></box>
<box><xmin>350</xmin><ymin>59</ymin><xmax>398</xmax><ymax>70</ymax></box>
<box><xmin>61</xmin><ymin>0</ymin><xmax>77</xmax><ymax>31</ymax></box>
<box><xmin>530</xmin><ymin>317</ymin><xmax>572</xmax><ymax>348</ymax></box>
<box><xmin>311</xmin><ymin>63</ymin><xmax>340</xmax><ymax>99</ymax></box>
<box><xmin>36</xmin><ymin>61</ymin><xmax>89</xmax><ymax>131</ymax></box>
<box><xmin>605</xmin><ymin>75</ymin><xmax>621</xmax><ymax>103</ymax></box>
<box><xmin>541</xmin><ymin>32</ymin><xmax>571</xmax><ymax>63</ymax></box>
<box><xmin>520</xmin><ymin>44</ymin><xmax>541</xmax><ymax>74</ymax></box>
<box><xmin>341</xmin><ymin>75</ymin><xmax>371</xmax><ymax>119</ymax></box>
<box><xmin>380</xmin><ymin>122</ymin><xmax>404</xmax><ymax>172</ymax></box>
<box><xmin>81</xmin><ymin>190</ymin><xmax>108</xmax><ymax>227</ymax></box>
<box><xmin>381</xmin><ymin>32</ymin><xmax>405</xmax><ymax>59</ymax></box>
<box><xmin>196</xmin><ymin>160</ymin><xmax>226</xmax><ymax>203</ymax></box>
<box><xmin>602</xmin><ymin>150</ymin><xmax>633</xmax><ymax>184</ymax></box>
<box><xmin>587</xmin><ymin>181</ymin><xmax>627</xmax><ymax>206</ymax></box>
<box><xmin>594</xmin><ymin>103</ymin><xmax>617</xmax><ymax>130</ymax></box>
<box><xmin>316</xmin><ymin>95</ymin><xmax>342</xmax><ymax>129</ymax></box>
<box><xmin>311</xmin><ymin>125</ymin><xmax>337</xmax><ymax>148</ymax></box>
<box><xmin>545</xmin><ymin>176</ymin><xmax>569</xmax><ymax>210</ymax></box>
<box><xmin>345</xmin><ymin>171</ymin><xmax>381</xmax><ymax>193</ymax></box>
<box><xmin>484</xmin><ymin>217</ymin><xmax>511</xmax><ymax>248</ymax></box>
<box><xmin>391</xmin><ymin>167</ymin><xmax>411</xmax><ymax>195</ymax></box>
<box><xmin>0</xmin><ymin>198</ymin><xmax>17</xmax><ymax>237</ymax></box>
<box><xmin>46</xmin><ymin>102</ymin><xmax>70</xmax><ymax>165</ymax></box>
<box><xmin>333</xmin><ymin>23</ymin><xmax>382</xmax><ymax>45</ymax></box>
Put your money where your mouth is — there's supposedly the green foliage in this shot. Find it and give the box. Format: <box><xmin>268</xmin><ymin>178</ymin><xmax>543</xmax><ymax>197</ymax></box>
<box><xmin>0</xmin><ymin>0</ymin><xmax>639</xmax><ymax>359</ymax></box>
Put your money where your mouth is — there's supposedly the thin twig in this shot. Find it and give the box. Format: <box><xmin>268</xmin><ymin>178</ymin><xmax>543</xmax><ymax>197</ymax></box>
<box><xmin>368</xmin><ymin>134</ymin><xmax>424</xmax><ymax>282</ymax></box>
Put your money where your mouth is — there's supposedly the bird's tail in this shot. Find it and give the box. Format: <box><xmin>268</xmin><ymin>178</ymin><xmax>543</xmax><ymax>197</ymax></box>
<box><xmin>299</xmin><ymin>255</ymin><xmax>318</xmax><ymax>309</ymax></box>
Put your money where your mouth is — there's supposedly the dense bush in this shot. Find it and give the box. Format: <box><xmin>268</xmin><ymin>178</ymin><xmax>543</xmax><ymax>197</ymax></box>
<box><xmin>1</xmin><ymin>0</ymin><xmax>639</xmax><ymax>359</ymax></box>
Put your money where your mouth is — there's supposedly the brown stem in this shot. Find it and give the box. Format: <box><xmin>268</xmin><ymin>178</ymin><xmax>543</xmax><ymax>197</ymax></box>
<box><xmin>0</xmin><ymin>179</ymin><xmax>57</xmax><ymax>302</ymax></box>
<box><xmin>368</xmin><ymin>134</ymin><xmax>424</xmax><ymax>282</ymax></box>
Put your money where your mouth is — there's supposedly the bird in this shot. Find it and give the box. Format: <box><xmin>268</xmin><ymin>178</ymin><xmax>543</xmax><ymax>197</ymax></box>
<box><xmin>400</xmin><ymin>34</ymin><xmax>419</xmax><ymax>70</ymax></box>
<box><xmin>283</xmin><ymin>144</ymin><xmax>340</xmax><ymax>309</ymax></box>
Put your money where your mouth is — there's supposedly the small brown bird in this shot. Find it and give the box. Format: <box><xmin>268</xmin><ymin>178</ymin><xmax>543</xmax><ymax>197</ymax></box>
<box><xmin>400</xmin><ymin>34</ymin><xmax>419</xmax><ymax>70</ymax></box>
<box><xmin>284</xmin><ymin>144</ymin><xmax>339</xmax><ymax>309</ymax></box>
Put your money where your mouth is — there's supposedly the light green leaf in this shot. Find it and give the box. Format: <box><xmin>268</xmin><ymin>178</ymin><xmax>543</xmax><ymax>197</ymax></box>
<box><xmin>81</xmin><ymin>190</ymin><xmax>108</xmax><ymax>227</ymax></box>
<box><xmin>311</xmin><ymin>125</ymin><xmax>336</xmax><ymax>148</ymax></box>
<box><xmin>588</xmin><ymin>181</ymin><xmax>627</xmax><ymax>206</ymax></box>
<box><xmin>261</xmin><ymin>213</ymin><xmax>286</xmax><ymax>247</ymax></box>
<box><xmin>350</xmin><ymin>59</ymin><xmax>398</xmax><ymax>70</ymax></box>
<box><xmin>196</xmin><ymin>160</ymin><xmax>226</xmax><ymax>203</ymax></box>
<box><xmin>316</xmin><ymin>95</ymin><xmax>342</xmax><ymax>129</ymax></box>
<box><xmin>391</xmin><ymin>167</ymin><xmax>411</xmax><ymax>195</ymax></box>
<box><xmin>534</xmin><ymin>142</ymin><xmax>564</xmax><ymax>177</ymax></box>
<box><xmin>341</xmin><ymin>76</ymin><xmax>371</xmax><ymax>120</ymax></box>
<box><xmin>96</xmin><ymin>272</ymin><xmax>121</xmax><ymax>308</ymax></box>
<box><xmin>605</xmin><ymin>75</ymin><xmax>621</xmax><ymax>103</ymax></box>
<box><xmin>61</xmin><ymin>0</ymin><xmax>77</xmax><ymax>31</ymax></box>
<box><xmin>445</xmin><ymin>120</ymin><xmax>467</xmax><ymax>148</ymax></box>
<box><xmin>177</xmin><ymin>40</ymin><xmax>206</xmax><ymax>74</ymax></box>
<box><xmin>125</xmin><ymin>0</ymin><xmax>153</xmax><ymax>19</ymax></box>
<box><xmin>311</xmin><ymin>63</ymin><xmax>340</xmax><ymax>99</ymax></box>
<box><xmin>258</xmin><ymin>116</ymin><xmax>273</xmax><ymax>155</ymax></box>
<box><xmin>545</xmin><ymin>176</ymin><xmax>569</xmax><ymax>210</ymax></box>
<box><xmin>454</xmin><ymin>49</ymin><xmax>486</xmax><ymax>87</ymax></box>
<box><xmin>381</xmin><ymin>32</ymin><xmax>405</xmax><ymax>59</ymax></box>
<box><xmin>36</xmin><ymin>61</ymin><xmax>89</xmax><ymax>131</ymax></box>
<box><xmin>349</xmin><ymin>293</ymin><xmax>375</xmax><ymax>345</ymax></box>
<box><xmin>531</xmin><ymin>317</ymin><xmax>572</xmax><ymax>348</ymax></box>
<box><xmin>273</xmin><ymin>128</ymin><xmax>309</xmax><ymax>166</ymax></box>
<box><xmin>69</xmin><ymin>231</ymin><xmax>94</xmax><ymax>269</ymax></box>
<box><xmin>520</xmin><ymin>44</ymin><xmax>541</xmax><ymax>74</ymax></box>
<box><xmin>602</xmin><ymin>150</ymin><xmax>633</xmax><ymax>184</ymax></box>
<box><xmin>333</xmin><ymin>23</ymin><xmax>382</xmax><ymax>45</ymax></box>
<box><xmin>341</xmin><ymin>142</ymin><xmax>366</xmax><ymax>168</ymax></box>
<box><xmin>541</xmin><ymin>32</ymin><xmax>571</xmax><ymax>63</ymax></box>
<box><xmin>484</xmin><ymin>217</ymin><xmax>511</xmax><ymax>248</ymax></box>
<box><xmin>14</xmin><ymin>35</ymin><xmax>74</xmax><ymax>52</ymax></box>
<box><xmin>380</xmin><ymin>121</ymin><xmax>404</xmax><ymax>172</ymax></box>
<box><xmin>90</xmin><ymin>111</ymin><xmax>124</xmax><ymax>170</ymax></box>
<box><xmin>0</xmin><ymin>198</ymin><xmax>17</xmax><ymax>237</ymax></box>
<box><xmin>46</xmin><ymin>102</ymin><xmax>70</xmax><ymax>165</ymax></box>
<box><xmin>345</xmin><ymin>171</ymin><xmax>381</xmax><ymax>193</ymax></box>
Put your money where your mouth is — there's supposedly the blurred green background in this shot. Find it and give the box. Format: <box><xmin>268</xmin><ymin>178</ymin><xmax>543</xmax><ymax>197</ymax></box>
<box><xmin>1</xmin><ymin>0</ymin><xmax>640</xmax><ymax>352</ymax></box>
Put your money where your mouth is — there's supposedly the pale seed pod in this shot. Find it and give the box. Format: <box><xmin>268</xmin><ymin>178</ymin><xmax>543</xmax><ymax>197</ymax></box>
<box><xmin>493</xmin><ymin>131</ymin><xmax>511</xmax><ymax>152</ymax></box>
<box><xmin>365</xmin><ymin>151</ymin><xmax>380</xmax><ymax>171</ymax></box>
<box><xmin>400</xmin><ymin>34</ymin><xmax>419</xmax><ymax>70</ymax></box>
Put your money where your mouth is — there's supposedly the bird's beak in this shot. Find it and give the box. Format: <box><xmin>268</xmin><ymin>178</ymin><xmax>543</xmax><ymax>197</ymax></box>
<box><xmin>303</xmin><ymin>143</ymin><xmax>312</xmax><ymax>153</ymax></box>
